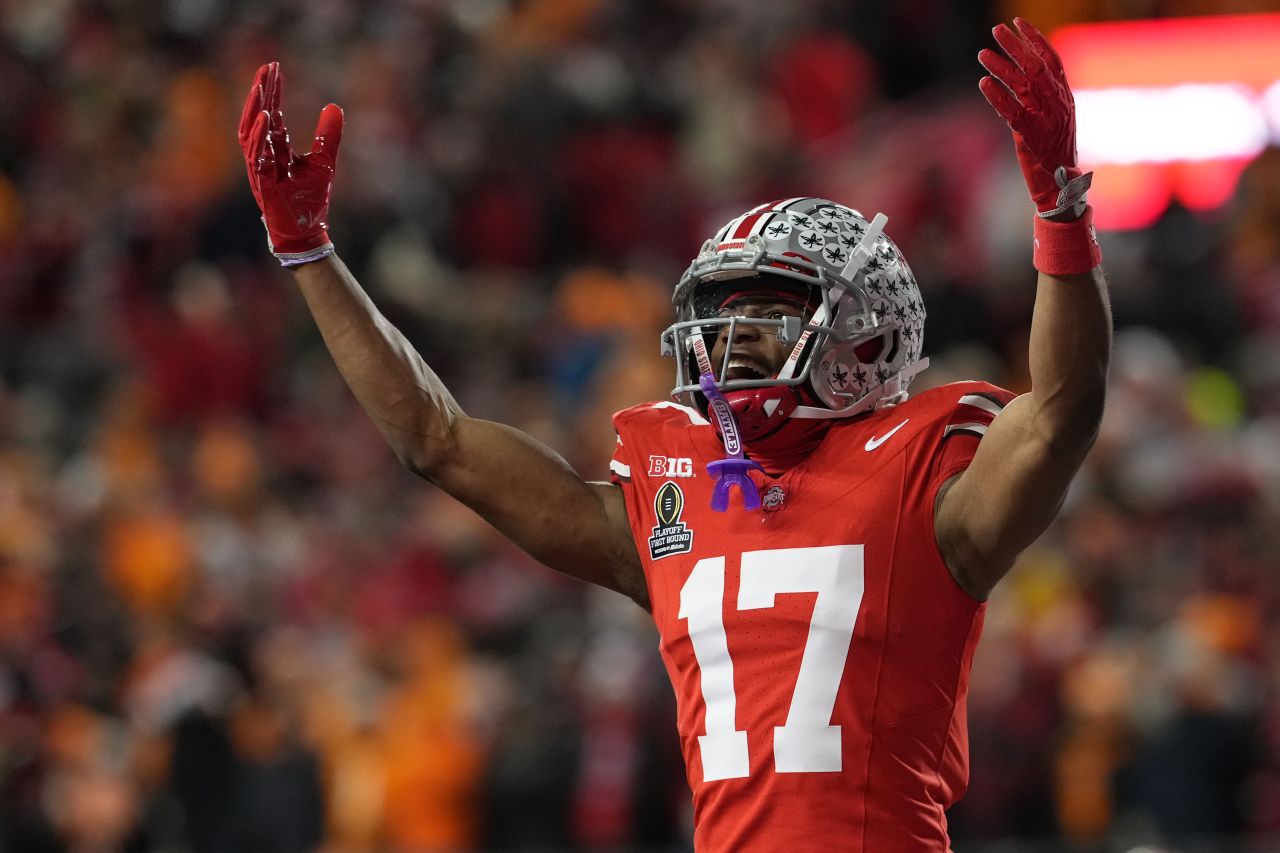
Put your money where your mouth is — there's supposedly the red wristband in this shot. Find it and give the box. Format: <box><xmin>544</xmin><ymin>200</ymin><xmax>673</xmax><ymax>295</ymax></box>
<box><xmin>1032</xmin><ymin>206</ymin><xmax>1102</xmax><ymax>276</ymax></box>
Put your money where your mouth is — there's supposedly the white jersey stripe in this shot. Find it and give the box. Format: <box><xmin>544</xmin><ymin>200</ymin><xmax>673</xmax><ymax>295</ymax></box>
<box><xmin>651</xmin><ymin>401</ymin><xmax>711</xmax><ymax>425</ymax></box>
<box><xmin>943</xmin><ymin>422</ymin><xmax>989</xmax><ymax>438</ymax></box>
<box><xmin>957</xmin><ymin>394</ymin><xmax>1005</xmax><ymax>416</ymax></box>
<box><xmin>610</xmin><ymin>459</ymin><xmax>632</xmax><ymax>478</ymax></box>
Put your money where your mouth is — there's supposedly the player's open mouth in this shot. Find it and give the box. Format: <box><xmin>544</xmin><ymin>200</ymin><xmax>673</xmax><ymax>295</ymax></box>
<box><xmin>724</xmin><ymin>359</ymin><xmax>770</xmax><ymax>381</ymax></box>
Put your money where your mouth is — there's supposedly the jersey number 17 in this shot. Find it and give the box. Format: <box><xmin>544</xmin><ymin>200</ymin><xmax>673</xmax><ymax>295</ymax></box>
<box><xmin>678</xmin><ymin>544</ymin><xmax>865</xmax><ymax>781</ymax></box>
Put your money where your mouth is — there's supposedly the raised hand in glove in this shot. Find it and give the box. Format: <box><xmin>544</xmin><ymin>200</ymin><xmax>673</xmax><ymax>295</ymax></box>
<box><xmin>238</xmin><ymin>62</ymin><xmax>343</xmax><ymax>266</ymax></box>
<box><xmin>979</xmin><ymin>18</ymin><xmax>1091</xmax><ymax>222</ymax></box>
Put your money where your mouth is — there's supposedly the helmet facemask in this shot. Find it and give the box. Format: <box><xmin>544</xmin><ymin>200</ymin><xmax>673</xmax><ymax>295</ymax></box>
<box><xmin>682</xmin><ymin>275</ymin><xmax>821</xmax><ymax>390</ymax></box>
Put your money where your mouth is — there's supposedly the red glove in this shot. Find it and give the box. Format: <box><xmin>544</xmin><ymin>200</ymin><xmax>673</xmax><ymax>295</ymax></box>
<box><xmin>238</xmin><ymin>62</ymin><xmax>343</xmax><ymax>266</ymax></box>
<box><xmin>979</xmin><ymin>18</ymin><xmax>1091</xmax><ymax>221</ymax></box>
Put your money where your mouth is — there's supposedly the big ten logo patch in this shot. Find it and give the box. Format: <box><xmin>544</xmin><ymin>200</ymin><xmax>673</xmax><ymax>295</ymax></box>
<box><xmin>648</xmin><ymin>455</ymin><xmax>695</xmax><ymax>478</ymax></box>
<box><xmin>649</xmin><ymin>481</ymin><xmax>694</xmax><ymax>560</ymax></box>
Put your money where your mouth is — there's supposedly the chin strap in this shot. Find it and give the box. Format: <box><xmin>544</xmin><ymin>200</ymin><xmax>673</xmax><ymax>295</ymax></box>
<box><xmin>689</xmin><ymin>324</ymin><xmax>715</xmax><ymax>377</ymax></box>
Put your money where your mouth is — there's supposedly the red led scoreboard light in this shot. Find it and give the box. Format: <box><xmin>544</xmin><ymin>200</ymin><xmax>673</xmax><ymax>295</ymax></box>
<box><xmin>1051</xmin><ymin>14</ymin><xmax>1280</xmax><ymax>230</ymax></box>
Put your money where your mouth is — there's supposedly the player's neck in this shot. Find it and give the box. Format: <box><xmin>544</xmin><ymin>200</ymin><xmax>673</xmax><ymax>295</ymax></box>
<box><xmin>744</xmin><ymin>419</ymin><xmax>832</xmax><ymax>477</ymax></box>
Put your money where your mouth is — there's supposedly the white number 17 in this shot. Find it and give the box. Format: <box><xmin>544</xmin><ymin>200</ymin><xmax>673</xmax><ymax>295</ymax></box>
<box><xmin>677</xmin><ymin>545</ymin><xmax>865</xmax><ymax>781</ymax></box>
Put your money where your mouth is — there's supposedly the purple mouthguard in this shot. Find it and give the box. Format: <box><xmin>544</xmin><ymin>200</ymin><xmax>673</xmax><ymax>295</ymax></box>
<box><xmin>699</xmin><ymin>373</ymin><xmax>763</xmax><ymax>511</ymax></box>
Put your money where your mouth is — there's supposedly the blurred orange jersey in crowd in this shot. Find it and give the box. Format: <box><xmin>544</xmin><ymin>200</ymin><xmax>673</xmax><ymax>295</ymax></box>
<box><xmin>611</xmin><ymin>381</ymin><xmax>1015</xmax><ymax>851</ymax></box>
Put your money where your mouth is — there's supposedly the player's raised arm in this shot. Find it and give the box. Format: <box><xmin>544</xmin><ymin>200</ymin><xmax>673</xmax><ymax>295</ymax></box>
<box><xmin>238</xmin><ymin>63</ymin><xmax>645</xmax><ymax>605</ymax></box>
<box><xmin>934</xmin><ymin>19</ymin><xmax>1112</xmax><ymax>599</ymax></box>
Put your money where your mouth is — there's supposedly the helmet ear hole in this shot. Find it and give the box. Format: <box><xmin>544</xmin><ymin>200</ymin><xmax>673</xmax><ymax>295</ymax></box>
<box><xmin>884</xmin><ymin>330</ymin><xmax>901</xmax><ymax>364</ymax></box>
<box><xmin>853</xmin><ymin>335</ymin><xmax>885</xmax><ymax>364</ymax></box>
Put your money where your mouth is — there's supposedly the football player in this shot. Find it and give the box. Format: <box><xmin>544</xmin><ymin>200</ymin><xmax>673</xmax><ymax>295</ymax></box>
<box><xmin>238</xmin><ymin>18</ymin><xmax>1109</xmax><ymax>851</ymax></box>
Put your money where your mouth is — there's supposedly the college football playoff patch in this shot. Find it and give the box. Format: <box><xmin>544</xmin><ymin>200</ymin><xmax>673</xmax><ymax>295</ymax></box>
<box><xmin>648</xmin><ymin>481</ymin><xmax>694</xmax><ymax>560</ymax></box>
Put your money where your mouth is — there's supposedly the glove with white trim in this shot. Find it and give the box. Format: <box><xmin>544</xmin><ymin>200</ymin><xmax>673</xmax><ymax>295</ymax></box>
<box><xmin>238</xmin><ymin>62</ymin><xmax>343</xmax><ymax>266</ymax></box>
<box><xmin>979</xmin><ymin>18</ymin><xmax>1091</xmax><ymax>222</ymax></box>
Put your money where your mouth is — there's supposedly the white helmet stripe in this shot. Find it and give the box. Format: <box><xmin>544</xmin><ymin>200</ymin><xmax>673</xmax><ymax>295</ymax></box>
<box><xmin>729</xmin><ymin>211</ymin><xmax>766</xmax><ymax>240</ymax></box>
<box><xmin>747</xmin><ymin>212</ymin><xmax>779</xmax><ymax>238</ymax></box>
<box><xmin>719</xmin><ymin>213</ymin><xmax>751</xmax><ymax>242</ymax></box>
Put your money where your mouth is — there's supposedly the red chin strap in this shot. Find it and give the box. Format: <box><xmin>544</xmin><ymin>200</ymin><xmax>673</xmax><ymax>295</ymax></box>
<box><xmin>718</xmin><ymin>386</ymin><xmax>832</xmax><ymax>475</ymax></box>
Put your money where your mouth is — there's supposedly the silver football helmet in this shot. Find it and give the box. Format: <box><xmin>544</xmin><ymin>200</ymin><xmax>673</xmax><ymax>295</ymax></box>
<box><xmin>661</xmin><ymin>197</ymin><xmax>928</xmax><ymax>432</ymax></box>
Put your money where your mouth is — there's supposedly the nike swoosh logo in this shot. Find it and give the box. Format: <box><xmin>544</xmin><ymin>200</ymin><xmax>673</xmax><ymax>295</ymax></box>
<box><xmin>864</xmin><ymin>419</ymin><xmax>909</xmax><ymax>451</ymax></box>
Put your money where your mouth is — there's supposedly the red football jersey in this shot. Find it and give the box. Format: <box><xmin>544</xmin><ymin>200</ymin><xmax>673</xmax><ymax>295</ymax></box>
<box><xmin>609</xmin><ymin>381</ymin><xmax>1016</xmax><ymax>852</ymax></box>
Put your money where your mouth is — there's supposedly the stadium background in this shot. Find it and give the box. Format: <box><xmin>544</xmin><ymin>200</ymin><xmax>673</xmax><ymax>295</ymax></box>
<box><xmin>2</xmin><ymin>0</ymin><xmax>1279</xmax><ymax>850</ymax></box>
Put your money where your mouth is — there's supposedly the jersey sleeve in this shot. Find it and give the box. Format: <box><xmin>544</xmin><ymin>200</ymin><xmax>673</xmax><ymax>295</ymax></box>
<box><xmin>609</xmin><ymin>401</ymin><xmax>708</xmax><ymax>485</ymax></box>
<box><xmin>927</xmin><ymin>383</ymin><xmax>1018</xmax><ymax>489</ymax></box>
<box><xmin>609</xmin><ymin>428</ymin><xmax>632</xmax><ymax>485</ymax></box>
<box><xmin>609</xmin><ymin>403</ymin><xmax>661</xmax><ymax>485</ymax></box>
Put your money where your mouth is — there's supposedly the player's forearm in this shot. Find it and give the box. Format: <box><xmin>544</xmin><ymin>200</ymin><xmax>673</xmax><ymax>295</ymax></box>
<box><xmin>290</xmin><ymin>255</ymin><xmax>463</xmax><ymax>473</ymax></box>
<box><xmin>1026</xmin><ymin>265</ymin><xmax>1112</xmax><ymax>448</ymax></box>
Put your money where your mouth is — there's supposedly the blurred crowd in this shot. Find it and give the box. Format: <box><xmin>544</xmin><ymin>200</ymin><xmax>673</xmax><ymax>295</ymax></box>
<box><xmin>2</xmin><ymin>0</ymin><xmax>1280</xmax><ymax>851</ymax></box>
